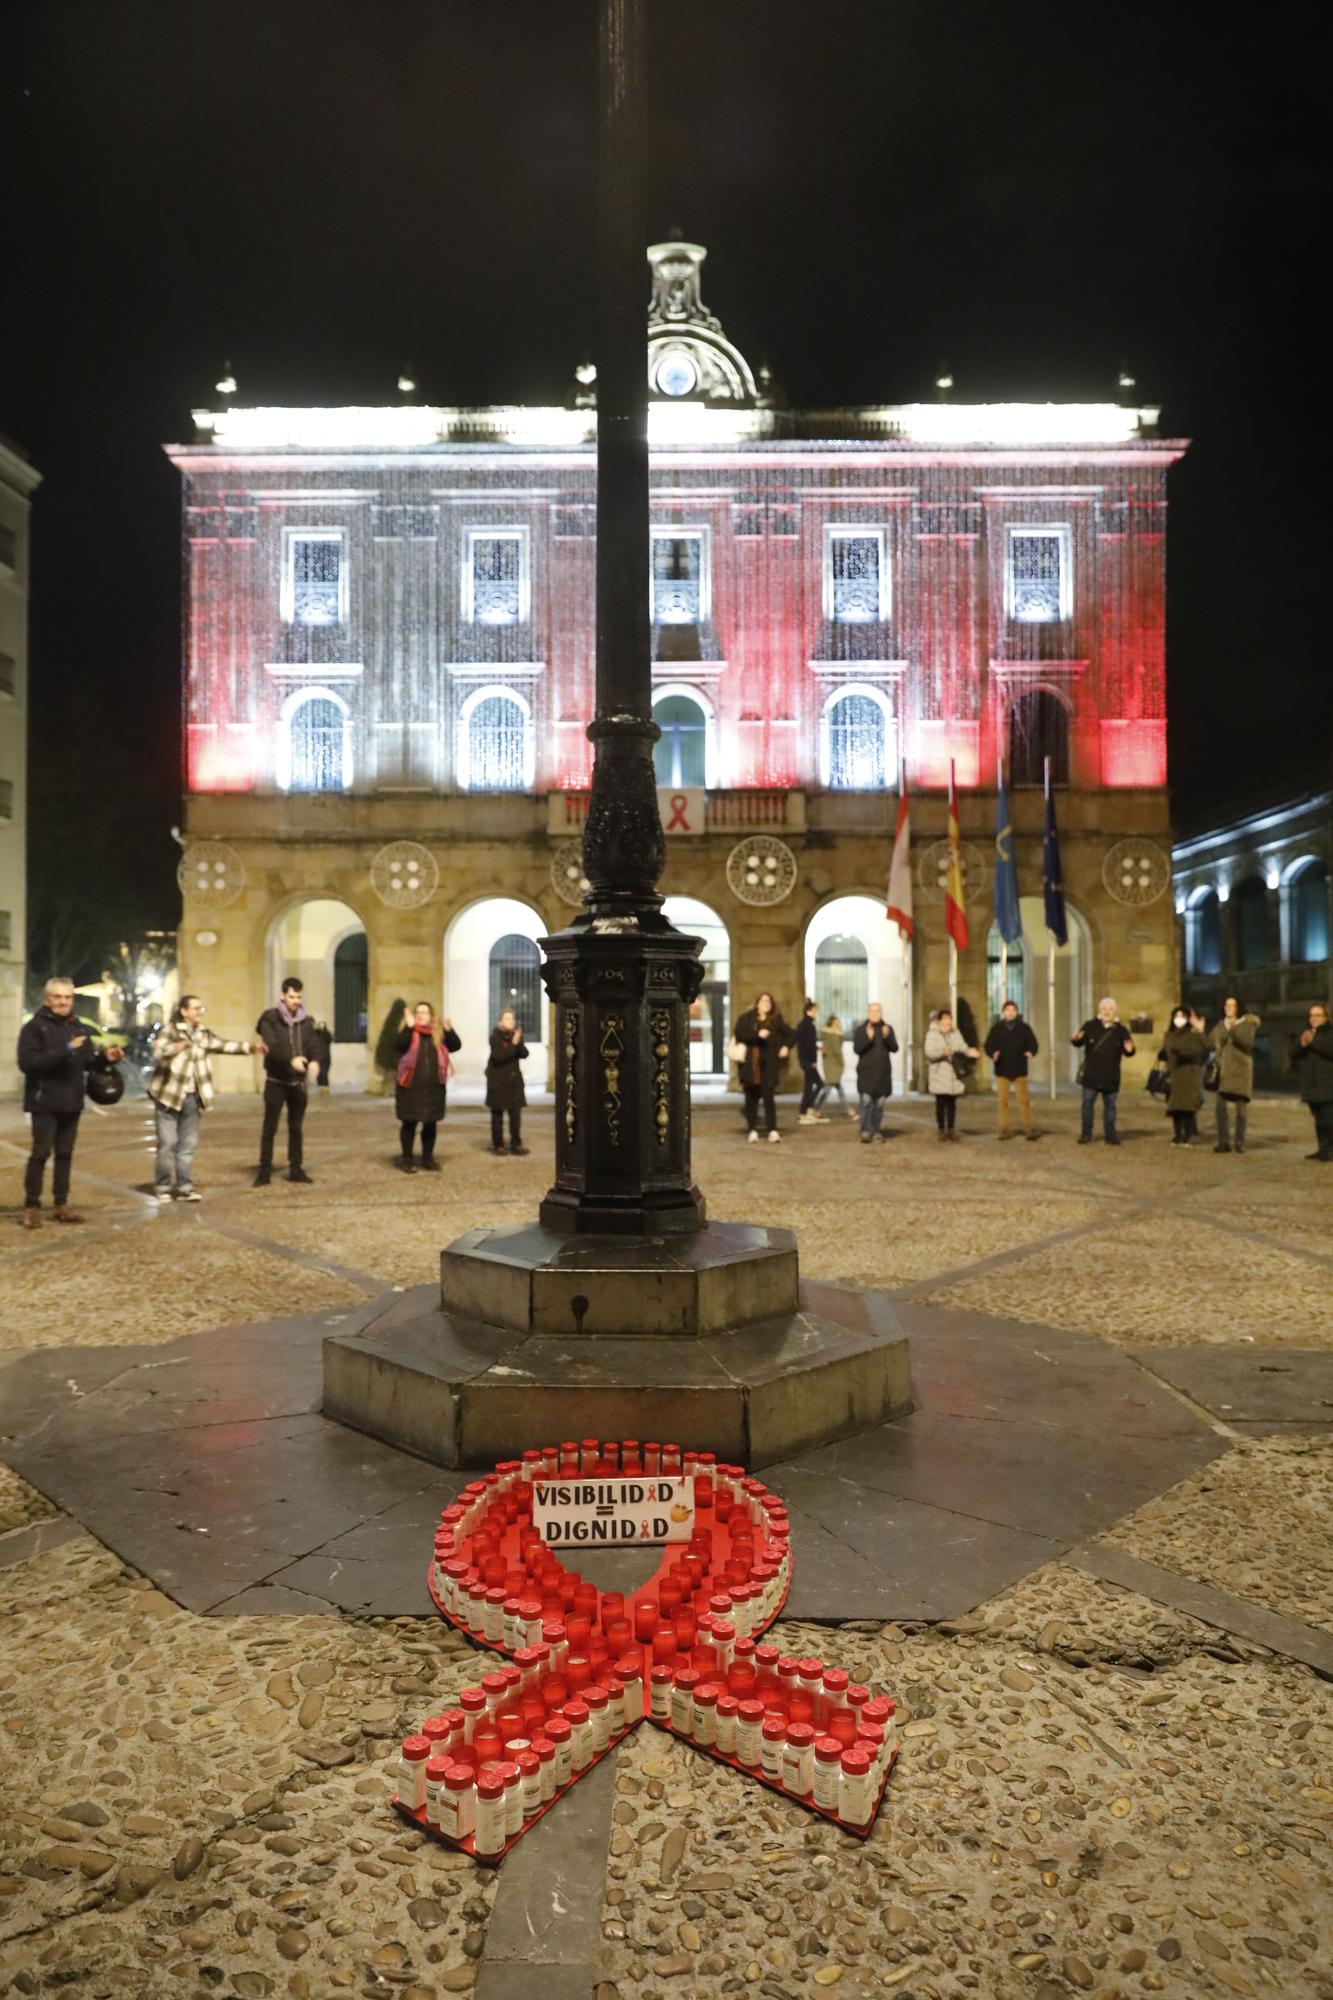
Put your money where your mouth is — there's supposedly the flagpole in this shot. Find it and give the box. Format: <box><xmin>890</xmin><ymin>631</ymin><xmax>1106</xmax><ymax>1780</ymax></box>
<box><xmin>997</xmin><ymin>755</ymin><xmax>1008</xmax><ymax>1014</ymax></box>
<box><xmin>899</xmin><ymin>752</ymin><xmax>912</xmax><ymax>1093</ymax></box>
<box><xmin>1045</xmin><ymin>756</ymin><xmax>1057</xmax><ymax>1100</ymax></box>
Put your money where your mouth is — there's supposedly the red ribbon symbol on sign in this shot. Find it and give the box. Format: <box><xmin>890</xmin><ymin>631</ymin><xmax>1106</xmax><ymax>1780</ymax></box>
<box><xmin>666</xmin><ymin>794</ymin><xmax>691</xmax><ymax>831</ymax></box>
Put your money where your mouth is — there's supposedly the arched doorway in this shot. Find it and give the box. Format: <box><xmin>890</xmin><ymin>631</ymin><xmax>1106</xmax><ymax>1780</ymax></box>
<box><xmin>267</xmin><ymin>897</ymin><xmax>368</xmax><ymax>1088</ymax></box>
<box><xmin>985</xmin><ymin>894</ymin><xmax>1091</xmax><ymax>1088</ymax></box>
<box><xmin>663</xmin><ymin>896</ymin><xmax>730</xmax><ymax>1074</ymax></box>
<box><xmin>804</xmin><ymin>895</ymin><xmax>908</xmax><ymax>1082</ymax></box>
<box><xmin>443</xmin><ymin>897</ymin><xmax>548</xmax><ymax>1087</ymax></box>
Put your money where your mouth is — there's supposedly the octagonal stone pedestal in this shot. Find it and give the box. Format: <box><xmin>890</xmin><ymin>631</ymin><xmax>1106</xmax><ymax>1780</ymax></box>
<box><xmin>323</xmin><ymin>1221</ymin><xmax>910</xmax><ymax>1469</ymax></box>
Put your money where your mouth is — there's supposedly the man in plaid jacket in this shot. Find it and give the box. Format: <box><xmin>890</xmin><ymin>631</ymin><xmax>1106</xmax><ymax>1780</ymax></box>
<box><xmin>147</xmin><ymin>996</ymin><xmax>264</xmax><ymax>1201</ymax></box>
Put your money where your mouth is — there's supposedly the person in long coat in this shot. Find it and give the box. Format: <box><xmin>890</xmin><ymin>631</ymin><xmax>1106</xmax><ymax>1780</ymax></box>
<box><xmin>1157</xmin><ymin>1006</ymin><xmax>1208</xmax><ymax>1145</ymax></box>
<box><xmin>394</xmin><ymin>1001</ymin><xmax>462</xmax><ymax>1171</ymax></box>
<box><xmin>485</xmin><ymin>1009</ymin><xmax>530</xmax><ymax>1155</ymax></box>
<box><xmin>733</xmin><ymin>992</ymin><xmax>792</xmax><ymax>1143</ymax></box>
<box><xmin>1292</xmin><ymin>1002</ymin><xmax>1333</xmax><ymax>1162</ymax></box>
<box><xmin>818</xmin><ymin>1015</ymin><xmax>855</xmax><ymax>1117</ymax></box>
<box><xmin>923</xmin><ymin>1008</ymin><xmax>977</xmax><ymax>1142</ymax></box>
<box><xmin>1208</xmin><ymin>996</ymin><xmax>1260</xmax><ymax>1154</ymax></box>
<box><xmin>852</xmin><ymin>1004</ymin><xmax>899</xmax><ymax>1144</ymax></box>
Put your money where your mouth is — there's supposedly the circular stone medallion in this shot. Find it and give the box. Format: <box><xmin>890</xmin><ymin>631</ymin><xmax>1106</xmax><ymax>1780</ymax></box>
<box><xmin>371</xmin><ymin>841</ymin><xmax>439</xmax><ymax>909</ymax></box>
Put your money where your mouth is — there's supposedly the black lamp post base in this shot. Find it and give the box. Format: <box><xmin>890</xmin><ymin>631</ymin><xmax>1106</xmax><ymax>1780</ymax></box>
<box><xmin>537</xmin><ymin>1186</ymin><xmax>706</xmax><ymax>1236</ymax></box>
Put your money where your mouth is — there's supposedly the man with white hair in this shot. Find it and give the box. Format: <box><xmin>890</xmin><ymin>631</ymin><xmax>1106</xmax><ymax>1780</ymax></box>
<box><xmin>17</xmin><ymin>976</ymin><xmax>125</xmax><ymax>1228</ymax></box>
<box><xmin>1071</xmin><ymin>996</ymin><xmax>1135</xmax><ymax>1146</ymax></box>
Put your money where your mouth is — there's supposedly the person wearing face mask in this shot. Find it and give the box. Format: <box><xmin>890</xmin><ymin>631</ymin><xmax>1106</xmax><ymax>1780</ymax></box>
<box><xmin>1208</xmin><ymin>996</ymin><xmax>1260</xmax><ymax>1154</ymax></box>
<box><xmin>1157</xmin><ymin>1004</ymin><xmax>1209</xmax><ymax>1145</ymax></box>
<box><xmin>1072</xmin><ymin>998</ymin><xmax>1136</xmax><ymax>1145</ymax></box>
<box><xmin>394</xmin><ymin>1001</ymin><xmax>462</xmax><ymax>1172</ymax></box>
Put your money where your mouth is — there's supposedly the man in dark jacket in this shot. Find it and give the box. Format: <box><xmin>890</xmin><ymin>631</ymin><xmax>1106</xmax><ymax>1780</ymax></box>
<box><xmin>852</xmin><ymin>1004</ymin><xmax>899</xmax><ymax>1145</ymax></box>
<box><xmin>1071</xmin><ymin>997</ymin><xmax>1135</xmax><ymax>1145</ymax></box>
<box><xmin>1292</xmin><ymin>1002</ymin><xmax>1333</xmax><ymax>1161</ymax></box>
<box><xmin>17</xmin><ymin>976</ymin><xmax>124</xmax><ymax>1228</ymax></box>
<box><xmin>254</xmin><ymin>977</ymin><xmax>319</xmax><ymax>1186</ymax></box>
<box><xmin>795</xmin><ymin>1000</ymin><xmax>826</xmax><ymax>1124</ymax></box>
<box><xmin>984</xmin><ymin>1000</ymin><xmax>1040</xmax><ymax>1141</ymax></box>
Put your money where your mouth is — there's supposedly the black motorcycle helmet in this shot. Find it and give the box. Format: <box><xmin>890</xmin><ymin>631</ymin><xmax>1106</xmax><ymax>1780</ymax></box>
<box><xmin>86</xmin><ymin>1064</ymin><xmax>125</xmax><ymax>1106</ymax></box>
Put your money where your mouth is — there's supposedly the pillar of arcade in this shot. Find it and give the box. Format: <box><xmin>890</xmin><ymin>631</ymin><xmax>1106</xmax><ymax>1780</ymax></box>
<box><xmin>321</xmin><ymin>0</ymin><xmax>910</xmax><ymax>1467</ymax></box>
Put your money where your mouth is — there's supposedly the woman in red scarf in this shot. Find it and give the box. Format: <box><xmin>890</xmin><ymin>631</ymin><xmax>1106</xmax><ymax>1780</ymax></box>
<box><xmin>394</xmin><ymin>1003</ymin><xmax>462</xmax><ymax>1172</ymax></box>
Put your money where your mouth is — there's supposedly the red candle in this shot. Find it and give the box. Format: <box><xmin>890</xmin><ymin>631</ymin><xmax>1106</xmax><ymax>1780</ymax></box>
<box><xmin>651</xmin><ymin>1627</ymin><xmax>678</xmax><ymax>1667</ymax></box>
<box><xmin>566</xmin><ymin>1614</ymin><xmax>591</xmax><ymax>1652</ymax></box>
<box><xmin>633</xmin><ymin>1601</ymin><xmax>659</xmax><ymax>1644</ymax></box>
<box><xmin>605</xmin><ymin>1617</ymin><xmax>632</xmax><ymax>1655</ymax></box>
<box><xmin>566</xmin><ymin>1655</ymin><xmax>591</xmax><ymax>1693</ymax></box>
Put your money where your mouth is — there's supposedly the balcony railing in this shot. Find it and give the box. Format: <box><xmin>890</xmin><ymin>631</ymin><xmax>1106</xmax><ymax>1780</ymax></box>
<box><xmin>546</xmin><ymin>788</ymin><xmax>806</xmax><ymax>835</ymax></box>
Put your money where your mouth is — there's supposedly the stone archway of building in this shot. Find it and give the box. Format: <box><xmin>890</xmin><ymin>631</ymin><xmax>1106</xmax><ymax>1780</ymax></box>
<box><xmin>443</xmin><ymin>896</ymin><xmax>549</xmax><ymax>1093</ymax></box>
<box><xmin>803</xmin><ymin>894</ymin><xmax>908</xmax><ymax>1084</ymax></box>
<box><xmin>267</xmin><ymin>897</ymin><xmax>369</xmax><ymax>1090</ymax></box>
<box><xmin>662</xmin><ymin>896</ymin><xmax>731</xmax><ymax>1075</ymax></box>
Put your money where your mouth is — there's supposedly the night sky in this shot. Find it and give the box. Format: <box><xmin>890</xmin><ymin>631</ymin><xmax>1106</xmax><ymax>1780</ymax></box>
<box><xmin>2</xmin><ymin>0</ymin><xmax>1325</xmax><ymax>953</ymax></box>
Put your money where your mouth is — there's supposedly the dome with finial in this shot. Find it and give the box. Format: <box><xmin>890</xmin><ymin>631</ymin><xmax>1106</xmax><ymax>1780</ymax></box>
<box><xmin>646</xmin><ymin>238</ymin><xmax>758</xmax><ymax>405</ymax></box>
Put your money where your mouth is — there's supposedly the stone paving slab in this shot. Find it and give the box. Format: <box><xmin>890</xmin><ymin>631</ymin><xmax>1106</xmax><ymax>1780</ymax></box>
<box><xmin>1131</xmin><ymin>1343</ymin><xmax>1333</xmax><ymax>1426</ymax></box>
<box><xmin>1069</xmin><ymin>1541</ymin><xmax>1333</xmax><ymax>1677</ymax></box>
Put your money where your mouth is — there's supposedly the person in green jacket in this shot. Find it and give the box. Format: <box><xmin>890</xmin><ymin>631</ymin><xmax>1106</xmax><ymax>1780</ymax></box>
<box><xmin>817</xmin><ymin>1015</ymin><xmax>856</xmax><ymax>1118</ymax></box>
<box><xmin>1158</xmin><ymin>1006</ymin><xmax>1209</xmax><ymax>1145</ymax></box>
<box><xmin>1208</xmin><ymin>996</ymin><xmax>1260</xmax><ymax>1154</ymax></box>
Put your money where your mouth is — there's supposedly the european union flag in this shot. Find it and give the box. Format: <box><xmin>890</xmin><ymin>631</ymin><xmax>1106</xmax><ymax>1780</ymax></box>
<box><xmin>994</xmin><ymin>769</ymin><xmax>1022</xmax><ymax>946</ymax></box>
<box><xmin>1042</xmin><ymin>758</ymin><xmax>1068</xmax><ymax>947</ymax></box>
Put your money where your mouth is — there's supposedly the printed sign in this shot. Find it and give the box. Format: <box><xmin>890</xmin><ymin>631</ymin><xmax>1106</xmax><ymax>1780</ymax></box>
<box><xmin>533</xmin><ymin>1475</ymin><xmax>696</xmax><ymax>1548</ymax></box>
<box><xmin>658</xmin><ymin>788</ymin><xmax>706</xmax><ymax>836</ymax></box>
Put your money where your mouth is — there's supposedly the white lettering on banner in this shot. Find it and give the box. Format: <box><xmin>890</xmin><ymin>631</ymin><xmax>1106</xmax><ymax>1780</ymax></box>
<box><xmin>658</xmin><ymin>789</ymin><xmax>705</xmax><ymax>836</ymax></box>
<box><xmin>533</xmin><ymin>1476</ymin><xmax>697</xmax><ymax>1548</ymax></box>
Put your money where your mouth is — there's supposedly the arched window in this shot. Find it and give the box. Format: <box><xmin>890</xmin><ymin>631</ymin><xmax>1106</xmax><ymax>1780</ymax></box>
<box><xmin>282</xmin><ymin>689</ymin><xmax>350</xmax><ymax>792</ymax></box>
<box><xmin>1233</xmin><ymin>876</ymin><xmax>1269</xmax><ymax>971</ymax></box>
<box><xmin>461</xmin><ymin>688</ymin><xmax>529</xmax><ymax>791</ymax></box>
<box><xmin>489</xmin><ymin>934</ymin><xmax>541</xmax><ymax>1031</ymax></box>
<box><xmin>1288</xmin><ymin>859</ymin><xmax>1330</xmax><ymax>964</ymax></box>
<box><xmin>333</xmin><ymin>933</ymin><xmax>368</xmax><ymax>1043</ymax></box>
<box><xmin>653</xmin><ymin>691</ymin><xmax>708</xmax><ymax>788</ymax></box>
<box><xmin>822</xmin><ymin>687</ymin><xmax>893</xmax><ymax>790</ymax></box>
<box><xmin>1007</xmin><ymin>688</ymin><xmax>1070</xmax><ymax>788</ymax></box>
<box><xmin>986</xmin><ymin>922</ymin><xmax>1027</xmax><ymax>1020</ymax></box>
<box><xmin>1186</xmin><ymin>888</ymin><xmax>1223</xmax><ymax>977</ymax></box>
<box><xmin>814</xmin><ymin>933</ymin><xmax>868</xmax><ymax>1025</ymax></box>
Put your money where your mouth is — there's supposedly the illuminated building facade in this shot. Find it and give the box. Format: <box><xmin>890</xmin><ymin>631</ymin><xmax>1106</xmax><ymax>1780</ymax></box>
<box><xmin>169</xmin><ymin>240</ymin><xmax>1186</xmax><ymax>1091</ymax></box>
<box><xmin>0</xmin><ymin>435</ymin><xmax>38</xmax><ymax>1094</ymax></box>
<box><xmin>1175</xmin><ymin>784</ymin><xmax>1332</xmax><ymax>1088</ymax></box>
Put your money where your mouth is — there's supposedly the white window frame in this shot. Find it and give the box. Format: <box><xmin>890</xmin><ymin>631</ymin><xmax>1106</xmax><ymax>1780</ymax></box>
<box><xmin>651</xmin><ymin>680</ymin><xmax>718</xmax><ymax>790</ymax></box>
<box><xmin>818</xmin><ymin>682</ymin><xmax>897</xmax><ymax>790</ymax></box>
<box><xmin>280</xmin><ymin>528</ymin><xmax>348</xmax><ymax>627</ymax></box>
<box><xmin>1005</xmin><ymin>524</ymin><xmax>1072</xmax><ymax>623</ymax></box>
<box><xmin>649</xmin><ymin>527</ymin><xmax>711</xmax><ymax>624</ymax></box>
<box><xmin>462</xmin><ymin>527</ymin><xmax>530</xmax><ymax>625</ymax></box>
<box><xmin>457</xmin><ymin>683</ymin><xmax>535</xmax><ymax>792</ymax></box>
<box><xmin>823</xmin><ymin>526</ymin><xmax>887</xmax><ymax>624</ymax></box>
<box><xmin>277</xmin><ymin>684</ymin><xmax>353</xmax><ymax>793</ymax></box>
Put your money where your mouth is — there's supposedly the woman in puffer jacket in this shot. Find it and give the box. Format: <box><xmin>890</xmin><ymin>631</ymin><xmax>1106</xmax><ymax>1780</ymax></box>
<box><xmin>923</xmin><ymin>1008</ymin><xmax>978</xmax><ymax>1142</ymax></box>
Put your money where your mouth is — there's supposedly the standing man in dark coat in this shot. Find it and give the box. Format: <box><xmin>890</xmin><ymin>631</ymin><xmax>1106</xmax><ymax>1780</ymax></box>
<box><xmin>984</xmin><ymin>999</ymin><xmax>1040</xmax><ymax>1141</ymax></box>
<box><xmin>17</xmin><ymin>976</ymin><xmax>125</xmax><ymax>1228</ymax></box>
<box><xmin>485</xmin><ymin>1009</ymin><xmax>529</xmax><ymax>1155</ymax></box>
<box><xmin>1072</xmin><ymin>997</ymin><xmax>1135</xmax><ymax>1145</ymax></box>
<box><xmin>1292</xmin><ymin>1002</ymin><xmax>1333</xmax><ymax>1161</ymax></box>
<box><xmin>852</xmin><ymin>1003</ymin><xmax>899</xmax><ymax>1145</ymax></box>
<box><xmin>254</xmin><ymin>976</ymin><xmax>320</xmax><ymax>1186</ymax></box>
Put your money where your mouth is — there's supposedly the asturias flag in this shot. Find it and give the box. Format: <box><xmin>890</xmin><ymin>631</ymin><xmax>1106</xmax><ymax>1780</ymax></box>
<box><xmin>1042</xmin><ymin>756</ymin><xmax>1068</xmax><ymax>947</ymax></box>
<box><xmin>944</xmin><ymin>760</ymin><xmax>969</xmax><ymax>951</ymax></box>
<box><xmin>886</xmin><ymin>780</ymin><xmax>914</xmax><ymax>940</ymax></box>
<box><xmin>994</xmin><ymin>763</ymin><xmax>1022</xmax><ymax>946</ymax></box>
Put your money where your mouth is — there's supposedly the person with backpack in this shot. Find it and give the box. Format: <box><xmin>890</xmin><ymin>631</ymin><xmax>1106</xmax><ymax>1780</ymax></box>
<box><xmin>1072</xmin><ymin>998</ymin><xmax>1136</xmax><ymax>1145</ymax></box>
<box><xmin>17</xmin><ymin>976</ymin><xmax>125</xmax><ymax>1228</ymax></box>
<box><xmin>147</xmin><ymin>994</ymin><xmax>263</xmax><ymax>1200</ymax></box>
<box><xmin>394</xmin><ymin>1001</ymin><xmax>462</xmax><ymax>1171</ymax></box>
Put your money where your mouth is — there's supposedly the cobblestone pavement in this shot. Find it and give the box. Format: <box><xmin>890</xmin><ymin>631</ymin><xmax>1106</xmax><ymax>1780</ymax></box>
<box><xmin>0</xmin><ymin>1091</ymin><xmax>1329</xmax><ymax>1998</ymax></box>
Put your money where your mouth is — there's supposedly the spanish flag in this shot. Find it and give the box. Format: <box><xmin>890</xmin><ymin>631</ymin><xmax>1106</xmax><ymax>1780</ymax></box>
<box><xmin>944</xmin><ymin>759</ymin><xmax>969</xmax><ymax>951</ymax></box>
